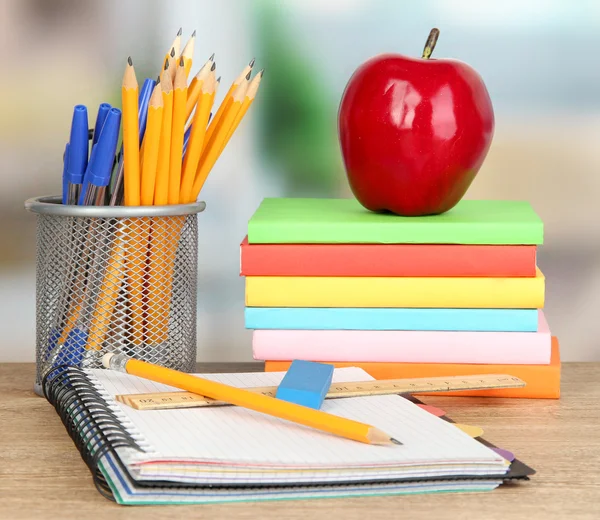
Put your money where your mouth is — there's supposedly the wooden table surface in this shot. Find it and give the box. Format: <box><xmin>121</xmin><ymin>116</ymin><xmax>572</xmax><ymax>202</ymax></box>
<box><xmin>1</xmin><ymin>362</ymin><xmax>599</xmax><ymax>519</ymax></box>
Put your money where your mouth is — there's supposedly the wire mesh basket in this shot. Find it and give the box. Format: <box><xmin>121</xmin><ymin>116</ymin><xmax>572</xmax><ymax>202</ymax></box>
<box><xmin>25</xmin><ymin>196</ymin><xmax>205</xmax><ymax>395</ymax></box>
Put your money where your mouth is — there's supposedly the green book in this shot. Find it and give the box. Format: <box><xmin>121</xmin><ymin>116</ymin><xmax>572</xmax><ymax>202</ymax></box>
<box><xmin>247</xmin><ymin>198</ymin><xmax>544</xmax><ymax>245</ymax></box>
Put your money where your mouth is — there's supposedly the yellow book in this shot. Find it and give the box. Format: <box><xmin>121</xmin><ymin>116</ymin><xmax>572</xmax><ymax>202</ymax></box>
<box><xmin>245</xmin><ymin>268</ymin><xmax>545</xmax><ymax>308</ymax></box>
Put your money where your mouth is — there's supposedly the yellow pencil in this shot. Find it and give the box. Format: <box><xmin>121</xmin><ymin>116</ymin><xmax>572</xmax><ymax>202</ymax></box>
<box><xmin>103</xmin><ymin>353</ymin><xmax>400</xmax><ymax>446</ymax></box>
<box><xmin>128</xmin><ymin>84</ymin><xmax>162</xmax><ymax>346</ymax></box>
<box><xmin>169</xmin><ymin>57</ymin><xmax>188</xmax><ymax>205</ymax></box>
<box><xmin>140</xmin><ymin>84</ymin><xmax>164</xmax><ymax>205</ymax></box>
<box><xmin>161</xmin><ymin>47</ymin><xmax>177</xmax><ymax>82</ymax></box>
<box><xmin>180</xmin><ymin>72</ymin><xmax>217</xmax><ymax>203</ymax></box>
<box><xmin>221</xmin><ymin>68</ymin><xmax>264</xmax><ymax>152</ymax></box>
<box><xmin>146</xmin><ymin>70</ymin><xmax>173</xmax><ymax>346</ymax></box>
<box><xmin>122</xmin><ymin>57</ymin><xmax>140</xmax><ymax>206</ymax></box>
<box><xmin>201</xmin><ymin>58</ymin><xmax>254</xmax><ymax>152</ymax></box>
<box><xmin>180</xmin><ymin>29</ymin><xmax>196</xmax><ymax>78</ymax></box>
<box><xmin>185</xmin><ymin>56</ymin><xmax>214</xmax><ymax>126</ymax></box>
<box><xmin>162</xmin><ymin>28</ymin><xmax>181</xmax><ymax>75</ymax></box>
<box><xmin>189</xmin><ymin>75</ymin><xmax>249</xmax><ymax>201</ymax></box>
<box><xmin>154</xmin><ymin>71</ymin><xmax>173</xmax><ymax>205</ymax></box>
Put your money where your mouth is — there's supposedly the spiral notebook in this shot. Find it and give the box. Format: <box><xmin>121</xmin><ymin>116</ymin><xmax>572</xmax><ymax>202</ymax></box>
<box><xmin>43</xmin><ymin>366</ymin><xmax>534</xmax><ymax>505</ymax></box>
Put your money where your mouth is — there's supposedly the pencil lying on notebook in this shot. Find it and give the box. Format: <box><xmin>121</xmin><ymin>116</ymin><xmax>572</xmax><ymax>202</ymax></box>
<box><xmin>103</xmin><ymin>353</ymin><xmax>401</xmax><ymax>446</ymax></box>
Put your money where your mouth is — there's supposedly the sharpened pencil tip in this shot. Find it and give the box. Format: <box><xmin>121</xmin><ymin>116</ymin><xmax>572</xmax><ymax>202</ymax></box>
<box><xmin>191</xmin><ymin>29</ymin><xmax>196</xmax><ymax>37</ymax></box>
<box><xmin>177</xmin><ymin>27</ymin><xmax>182</xmax><ymax>36</ymax></box>
<box><xmin>259</xmin><ymin>68</ymin><xmax>265</xmax><ymax>77</ymax></box>
<box><xmin>164</xmin><ymin>60</ymin><xmax>169</xmax><ymax>70</ymax></box>
<box><xmin>216</xmin><ymin>76</ymin><xmax>221</xmax><ymax>83</ymax></box>
<box><xmin>390</xmin><ymin>438</ymin><xmax>402</xmax><ymax>445</ymax></box>
<box><xmin>211</xmin><ymin>61</ymin><xmax>216</xmax><ymax>71</ymax></box>
<box><xmin>209</xmin><ymin>52</ymin><xmax>215</xmax><ymax>61</ymax></box>
<box><xmin>249</xmin><ymin>57</ymin><xmax>255</xmax><ymax>68</ymax></box>
<box><xmin>170</xmin><ymin>47</ymin><xmax>176</xmax><ymax>57</ymax></box>
<box><xmin>245</xmin><ymin>70</ymin><xmax>251</xmax><ymax>80</ymax></box>
<box><xmin>179</xmin><ymin>56</ymin><xmax>184</xmax><ymax>67</ymax></box>
<box><xmin>127</xmin><ymin>56</ymin><xmax>133</xmax><ymax>66</ymax></box>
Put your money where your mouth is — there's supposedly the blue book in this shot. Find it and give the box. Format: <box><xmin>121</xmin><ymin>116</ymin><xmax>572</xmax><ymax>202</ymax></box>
<box><xmin>245</xmin><ymin>307</ymin><xmax>539</xmax><ymax>332</ymax></box>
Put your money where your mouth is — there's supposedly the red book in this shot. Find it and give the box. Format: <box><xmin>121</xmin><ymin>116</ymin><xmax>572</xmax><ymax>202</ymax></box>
<box><xmin>239</xmin><ymin>236</ymin><xmax>537</xmax><ymax>277</ymax></box>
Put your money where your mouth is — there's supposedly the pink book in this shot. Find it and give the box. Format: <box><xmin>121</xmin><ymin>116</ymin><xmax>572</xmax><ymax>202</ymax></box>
<box><xmin>252</xmin><ymin>311</ymin><xmax>551</xmax><ymax>364</ymax></box>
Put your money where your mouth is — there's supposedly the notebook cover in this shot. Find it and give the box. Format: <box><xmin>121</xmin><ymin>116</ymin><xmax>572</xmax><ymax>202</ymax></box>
<box><xmin>265</xmin><ymin>337</ymin><xmax>561</xmax><ymax>399</ymax></box>
<box><xmin>247</xmin><ymin>198</ymin><xmax>544</xmax><ymax>245</ymax></box>
<box><xmin>240</xmin><ymin>236</ymin><xmax>538</xmax><ymax>277</ymax></box>
<box><xmin>245</xmin><ymin>307</ymin><xmax>540</xmax><ymax>332</ymax></box>
<box><xmin>245</xmin><ymin>268</ymin><xmax>545</xmax><ymax>309</ymax></box>
<box><xmin>253</xmin><ymin>312</ymin><xmax>551</xmax><ymax>364</ymax></box>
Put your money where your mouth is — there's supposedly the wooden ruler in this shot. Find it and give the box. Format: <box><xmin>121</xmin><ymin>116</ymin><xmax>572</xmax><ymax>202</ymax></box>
<box><xmin>116</xmin><ymin>374</ymin><xmax>526</xmax><ymax>410</ymax></box>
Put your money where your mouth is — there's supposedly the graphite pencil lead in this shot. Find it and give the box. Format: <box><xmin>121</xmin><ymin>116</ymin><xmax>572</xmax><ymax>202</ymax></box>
<box><xmin>164</xmin><ymin>60</ymin><xmax>170</xmax><ymax>70</ymax></box>
<box><xmin>245</xmin><ymin>70</ymin><xmax>251</xmax><ymax>80</ymax></box>
<box><xmin>211</xmin><ymin>61</ymin><xmax>216</xmax><ymax>71</ymax></box>
<box><xmin>216</xmin><ymin>76</ymin><xmax>221</xmax><ymax>83</ymax></box>
<box><xmin>249</xmin><ymin>57</ymin><xmax>255</xmax><ymax>68</ymax></box>
<box><xmin>177</xmin><ymin>27</ymin><xmax>182</xmax><ymax>36</ymax></box>
<box><xmin>391</xmin><ymin>438</ymin><xmax>402</xmax><ymax>445</ymax></box>
<box><xmin>259</xmin><ymin>68</ymin><xmax>265</xmax><ymax>77</ymax></box>
<box><xmin>179</xmin><ymin>56</ymin><xmax>184</xmax><ymax>67</ymax></box>
<box><xmin>209</xmin><ymin>52</ymin><xmax>215</xmax><ymax>61</ymax></box>
<box><xmin>127</xmin><ymin>56</ymin><xmax>133</xmax><ymax>66</ymax></box>
<box><xmin>170</xmin><ymin>47</ymin><xmax>176</xmax><ymax>57</ymax></box>
<box><xmin>191</xmin><ymin>29</ymin><xmax>196</xmax><ymax>37</ymax></box>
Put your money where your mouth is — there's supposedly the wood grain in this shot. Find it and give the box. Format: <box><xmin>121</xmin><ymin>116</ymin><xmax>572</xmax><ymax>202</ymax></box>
<box><xmin>1</xmin><ymin>362</ymin><xmax>599</xmax><ymax>519</ymax></box>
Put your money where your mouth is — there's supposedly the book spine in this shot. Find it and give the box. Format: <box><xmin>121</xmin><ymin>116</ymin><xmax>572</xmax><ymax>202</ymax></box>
<box><xmin>42</xmin><ymin>366</ymin><xmax>144</xmax><ymax>501</ymax></box>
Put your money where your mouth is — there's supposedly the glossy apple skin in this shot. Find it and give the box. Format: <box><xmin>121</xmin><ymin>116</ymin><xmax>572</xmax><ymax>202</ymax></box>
<box><xmin>338</xmin><ymin>53</ymin><xmax>494</xmax><ymax>216</ymax></box>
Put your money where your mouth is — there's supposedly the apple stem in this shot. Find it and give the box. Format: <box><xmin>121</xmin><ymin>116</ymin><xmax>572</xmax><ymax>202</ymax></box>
<box><xmin>422</xmin><ymin>28</ymin><xmax>440</xmax><ymax>59</ymax></box>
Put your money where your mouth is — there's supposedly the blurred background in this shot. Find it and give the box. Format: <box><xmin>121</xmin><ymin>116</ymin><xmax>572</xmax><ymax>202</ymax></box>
<box><xmin>2</xmin><ymin>0</ymin><xmax>599</xmax><ymax>362</ymax></box>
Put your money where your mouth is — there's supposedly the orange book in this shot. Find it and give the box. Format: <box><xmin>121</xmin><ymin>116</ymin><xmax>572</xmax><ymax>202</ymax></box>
<box><xmin>265</xmin><ymin>336</ymin><xmax>561</xmax><ymax>399</ymax></box>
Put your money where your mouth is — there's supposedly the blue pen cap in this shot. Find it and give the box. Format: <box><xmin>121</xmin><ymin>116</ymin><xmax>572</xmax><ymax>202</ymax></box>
<box><xmin>66</xmin><ymin>105</ymin><xmax>89</xmax><ymax>184</ymax></box>
<box><xmin>92</xmin><ymin>103</ymin><xmax>112</xmax><ymax>146</ymax></box>
<box><xmin>86</xmin><ymin>108</ymin><xmax>122</xmax><ymax>187</ymax></box>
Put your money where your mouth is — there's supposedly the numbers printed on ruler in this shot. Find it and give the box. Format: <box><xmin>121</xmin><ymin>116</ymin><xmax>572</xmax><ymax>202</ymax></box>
<box><xmin>115</xmin><ymin>374</ymin><xmax>527</xmax><ymax>411</ymax></box>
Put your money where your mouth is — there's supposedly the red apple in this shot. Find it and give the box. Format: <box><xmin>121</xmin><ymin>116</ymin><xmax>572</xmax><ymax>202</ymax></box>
<box><xmin>338</xmin><ymin>29</ymin><xmax>494</xmax><ymax>216</ymax></box>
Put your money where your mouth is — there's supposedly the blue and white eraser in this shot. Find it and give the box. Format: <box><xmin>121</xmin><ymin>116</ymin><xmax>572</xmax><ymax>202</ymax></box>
<box><xmin>275</xmin><ymin>360</ymin><xmax>334</xmax><ymax>409</ymax></box>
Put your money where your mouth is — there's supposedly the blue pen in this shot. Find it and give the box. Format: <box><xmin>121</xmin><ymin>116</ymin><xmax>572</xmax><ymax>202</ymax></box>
<box><xmin>79</xmin><ymin>103</ymin><xmax>112</xmax><ymax>204</ymax></box>
<box><xmin>64</xmin><ymin>108</ymin><xmax>122</xmax><ymax>360</ymax></box>
<box><xmin>65</xmin><ymin>105</ymin><xmax>89</xmax><ymax>204</ymax></box>
<box><xmin>92</xmin><ymin>103</ymin><xmax>112</xmax><ymax>146</ymax></box>
<box><xmin>82</xmin><ymin>108</ymin><xmax>122</xmax><ymax>206</ymax></box>
<box><xmin>108</xmin><ymin>78</ymin><xmax>156</xmax><ymax>206</ymax></box>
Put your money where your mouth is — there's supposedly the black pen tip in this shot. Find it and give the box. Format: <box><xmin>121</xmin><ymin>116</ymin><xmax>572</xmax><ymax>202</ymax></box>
<box><xmin>127</xmin><ymin>56</ymin><xmax>133</xmax><ymax>66</ymax></box>
<box><xmin>249</xmin><ymin>57</ymin><xmax>255</xmax><ymax>68</ymax></box>
<box><xmin>88</xmin><ymin>128</ymin><xmax>94</xmax><ymax>139</ymax></box>
<box><xmin>177</xmin><ymin>27</ymin><xmax>182</xmax><ymax>36</ymax></box>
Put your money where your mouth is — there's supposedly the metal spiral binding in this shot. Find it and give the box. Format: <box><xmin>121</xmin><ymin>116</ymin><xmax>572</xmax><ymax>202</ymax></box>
<box><xmin>42</xmin><ymin>366</ymin><xmax>145</xmax><ymax>500</ymax></box>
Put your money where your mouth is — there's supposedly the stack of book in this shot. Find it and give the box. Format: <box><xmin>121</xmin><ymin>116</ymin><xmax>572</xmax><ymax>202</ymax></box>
<box><xmin>242</xmin><ymin>198</ymin><xmax>560</xmax><ymax>399</ymax></box>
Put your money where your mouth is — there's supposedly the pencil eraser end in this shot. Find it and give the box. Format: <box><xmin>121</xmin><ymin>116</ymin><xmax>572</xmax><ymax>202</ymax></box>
<box><xmin>275</xmin><ymin>360</ymin><xmax>334</xmax><ymax>410</ymax></box>
<box><xmin>102</xmin><ymin>353</ymin><xmax>114</xmax><ymax>368</ymax></box>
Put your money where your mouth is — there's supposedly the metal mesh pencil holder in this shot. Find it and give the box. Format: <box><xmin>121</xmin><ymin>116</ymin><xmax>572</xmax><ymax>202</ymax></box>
<box><xmin>25</xmin><ymin>196</ymin><xmax>206</xmax><ymax>396</ymax></box>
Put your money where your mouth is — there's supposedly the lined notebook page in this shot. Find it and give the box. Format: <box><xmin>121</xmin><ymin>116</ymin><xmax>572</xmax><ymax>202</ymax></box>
<box><xmin>89</xmin><ymin>368</ymin><xmax>505</xmax><ymax>469</ymax></box>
